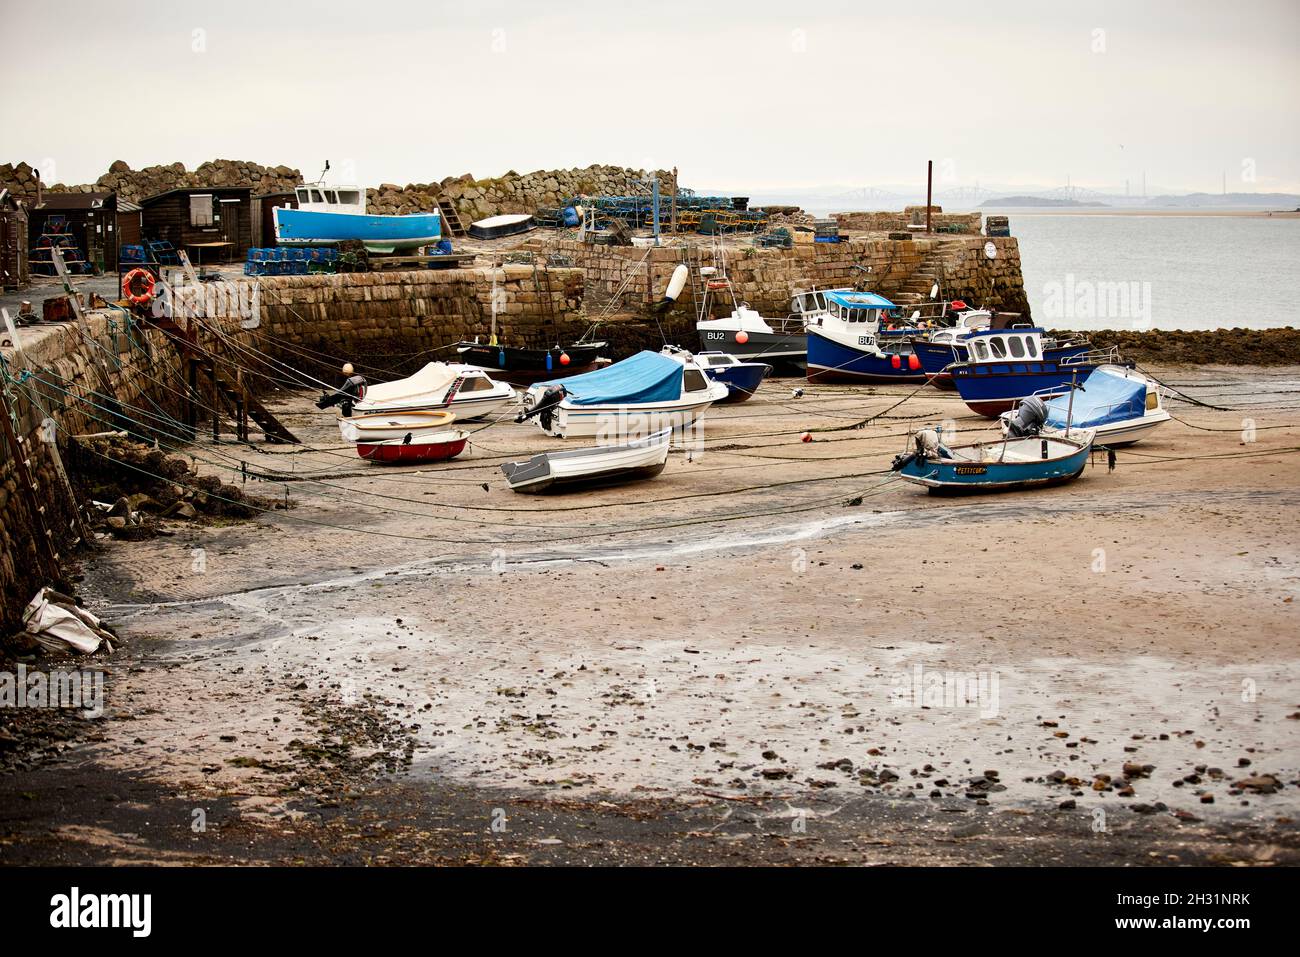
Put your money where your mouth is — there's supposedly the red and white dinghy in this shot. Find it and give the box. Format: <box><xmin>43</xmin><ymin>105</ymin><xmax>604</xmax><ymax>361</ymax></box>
<box><xmin>355</xmin><ymin>429</ymin><xmax>469</xmax><ymax>465</ymax></box>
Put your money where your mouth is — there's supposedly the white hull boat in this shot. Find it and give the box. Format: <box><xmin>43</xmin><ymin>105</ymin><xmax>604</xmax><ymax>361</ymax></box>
<box><xmin>349</xmin><ymin>362</ymin><xmax>517</xmax><ymax>421</ymax></box>
<box><xmin>1001</xmin><ymin>364</ymin><xmax>1169</xmax><ymax>446</ymax></box>
<box><xmin>501</xmin><ymin>429</ymin><xmax>672</xmax><ymax>493</ymax></box>
<box><xmin>520</xmin><ymin>349</ymin><xmax>726</xmax><ymax>440</ymax></box>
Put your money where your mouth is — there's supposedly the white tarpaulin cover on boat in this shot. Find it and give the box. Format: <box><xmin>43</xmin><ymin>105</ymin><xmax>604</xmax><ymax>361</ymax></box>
<box><xmin>361</xmin><ymin>363</ymin><xmax>459</xmax><ymax>405</ymax></box>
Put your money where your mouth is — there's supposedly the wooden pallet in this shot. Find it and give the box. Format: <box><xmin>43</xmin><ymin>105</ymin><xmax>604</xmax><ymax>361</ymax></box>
<box><xmin>367</xmin><ymin>253</ymin><xmax>476</xmax><ymax>271</ymax></box>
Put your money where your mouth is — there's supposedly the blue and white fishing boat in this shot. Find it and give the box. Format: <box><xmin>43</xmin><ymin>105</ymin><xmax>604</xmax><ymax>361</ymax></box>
<box><xmin>273</xmin><ymin>184</ymin><xmax>441</xmax><ymax>253</ymax></box>
<box><xmin>914</xmin><ymin>311</ymin><xmax>1090</xmax><ymax>391</ymax></box>
<box><xmin>1001</xmin><ymin>364</ymin><xmax>1169</xmax><ymax>446</ymax></box>
<box><xmin>949</xmin><ymin>328</ymin><xmax>1098</xmax><ymax>417</ymax></box>
<box><xmin>805</xmin><ymin>290</ymin><xmax>928</xmax><ymax>383</ymax></box>
<box><xmin>691</xmin><ymin>350</ymin><xmax>772</xmax><ymax>403</ymax></box>
<box><xmin>892</xmin><ymin>426</ymin><xmax>1094</xmax><ymax>494</ymax></box>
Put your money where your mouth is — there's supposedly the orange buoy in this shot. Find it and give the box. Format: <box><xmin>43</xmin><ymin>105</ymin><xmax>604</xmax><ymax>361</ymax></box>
<box><xmin>735</xmin><ymin>331</ymin><xmax>750</xmax><ymax>345</ymax></box>
<box><xmin>800</xmin><ymin>431</ymin><xmax>812</xmax><ymax>443</ymax></box>
<box><xmin>891</xmin><ymin>354</ymin><xmax>901</xmax><ymax>369</ymax></box>
<box><xmin>559</xmin><ymin>352</ymin><xmax>571</xmax><ymax>366</ymax></box>
<box><xmin>123</xmin><ymin>268</ymin><xmax>155</xmax><ymax>306</ymax></box>
<box><xmin>908</xmin><ymin>354</ymin><xmax>921</xmax><ymax>370</ymax></box>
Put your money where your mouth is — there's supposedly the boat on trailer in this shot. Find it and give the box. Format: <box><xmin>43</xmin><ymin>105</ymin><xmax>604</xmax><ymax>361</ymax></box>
<box><xmin>519</xmin><ymin>349</ymin><xmax>726</xmax><ymax>439</ymax></box>
<box><xmin>348</xmin><ymin>362</ymin><xmax>517</xmax><ymax>421</ymax></box>
<box><xmin>355</xmin><ymin>429</ymin><xmax>469</xmax><ymax>465</ymax></box>
<box><xmin>892</xmin><ymin>427</ymin><xmax>1094</xmax><ymax>494</ymax></box>
<box><xmin>1001</xmin><ymin>364</ymin><xmax>1170</xmax><ymax>446</ymax></box>
<box><xmin>501</xmin><ymin>428</ymin><xmax>671</xmax><ymax>493</ymax></box>
<box><xmin>273</xmin><ymin>184</ymin><xmax>441</xmax><ymax>254</ymax></box>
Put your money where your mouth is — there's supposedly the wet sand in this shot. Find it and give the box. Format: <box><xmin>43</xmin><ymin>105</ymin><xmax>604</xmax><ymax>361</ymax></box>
<box><xmin>2</xmin><ymin>365</ymin><xmax>1298</xmax><ymax>865</ymax></box>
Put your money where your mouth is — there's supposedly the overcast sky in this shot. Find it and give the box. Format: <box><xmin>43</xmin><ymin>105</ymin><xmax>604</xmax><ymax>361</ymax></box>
<box><xmin>4</xmin><ymin>0</ymin><xmax>1297</xmax><ymax>194</ymax></box>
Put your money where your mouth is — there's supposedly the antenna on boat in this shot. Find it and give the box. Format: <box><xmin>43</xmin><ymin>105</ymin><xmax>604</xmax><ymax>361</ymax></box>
<box><xmin>311</xmin><ymin>160</ymin><xmax>331</xmax><ymax>186</ymax></box>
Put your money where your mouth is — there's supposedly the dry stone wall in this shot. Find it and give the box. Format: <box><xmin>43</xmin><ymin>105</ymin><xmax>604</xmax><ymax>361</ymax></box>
<box><xmin>0</xmin><ymin>160</ymin><xmax>302</xmax><ymax>205</ymax></box>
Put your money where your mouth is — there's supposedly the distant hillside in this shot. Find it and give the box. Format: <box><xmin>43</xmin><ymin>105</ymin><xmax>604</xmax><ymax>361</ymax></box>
<box><xmin>981</xmin><ymin>196</ymin><xmax>1105</xmax><ymax>208</ymax></box>
<box><xmin>1147</xmin><ymin>192</ymin><xmax>1300</xmax><ymax>208</ymax></box>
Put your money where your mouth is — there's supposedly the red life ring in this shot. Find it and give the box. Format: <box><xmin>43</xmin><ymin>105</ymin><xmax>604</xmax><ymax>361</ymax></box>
<box><xmin>123</xmin><ymin>268</ymin><xmax>155</xmax><ymax>305</ymax></box>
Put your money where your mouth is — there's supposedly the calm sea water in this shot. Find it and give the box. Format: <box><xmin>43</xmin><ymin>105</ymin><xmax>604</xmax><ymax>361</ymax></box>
<box><xmin>992</xmin><ymin>210</ymin><xmax>1300</xmax><ymax>332</ymax></box>
<box><xmin>747</xmin><ymin>194</ymin><xmax>1299</xmax><ymax>331</ymax></box>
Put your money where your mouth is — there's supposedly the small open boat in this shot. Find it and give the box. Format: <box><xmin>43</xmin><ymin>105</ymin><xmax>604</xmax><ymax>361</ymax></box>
<box><xmin>691</xmin><ymin>350</ymin><xmax>771</xmax><ymax>403</ymax></box>
<box><xmin>356</xmin><ymin>429</ymin><xmax>469</xmax><ymax>464</ymax></box>
<box><xmin>468</xmin><ymin>213</ymin><xmax>535</xmax><ymax>240</ymax></box>
<box><xmin>892</xmin><ymin>427</ymin><xmax>1094</xmax><ymax>493</ymax></box>
<box><xmin>501</xmin><ymin>429</ymin><xmax>671</xmax><ymax>493</ymax></box>
<box><xmin>337</xmin><ymin>409</ymin><xmax>456</xmax><ymax>444</ymax></box>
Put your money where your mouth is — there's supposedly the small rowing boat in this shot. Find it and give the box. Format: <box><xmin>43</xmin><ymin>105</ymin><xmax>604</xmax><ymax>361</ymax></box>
<box><xmin>355</xmin><ymin>429</ymin><xmax>469</xmax><ymax>464</ymax></box>
<box><xmin>501</xmin><ymin>429</ymin><xmax>671</xmax><ymax>493</ymax></box>
<box><xmin>892</xmin><ymin>428</ymin><xmax>1094</xmax><ymax>493</ymax></box>
<box><xmin>337</xmin><ymin>409</ymin><xmax>456</xmax><ymax>444</ymax></box>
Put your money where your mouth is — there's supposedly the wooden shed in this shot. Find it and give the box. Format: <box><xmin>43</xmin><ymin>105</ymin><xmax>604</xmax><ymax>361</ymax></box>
<box><xmin>28</xmin><ymin>191</ymin><xmax>119</xmax><ymax>271</ymax></box>
<box><xmin>252</xmin><ymin>190</ymin><xmax>298</xmax><ymax>247</ymax></box>
<box><xmin>140</xmin><ymin>186</ymin><xmax>253</xmax><ymax>264</ymax></box>
<box><xmin>0</xmin><ymin>189</ymin><xmax>29</xmax><ymax>289</ymax></box>
<box><xmin>116</xmin><ymin>199</ymin><xmax>143</xmax><ymax>248</ymax></box>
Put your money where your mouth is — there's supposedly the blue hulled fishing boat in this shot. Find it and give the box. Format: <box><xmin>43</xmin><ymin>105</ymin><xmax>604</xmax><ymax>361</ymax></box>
<box><xmin>692</xmin><ymin>351</ymin><xmax>772</xmax><ymax>403</ymax></box>
<box><xmin>273</xmin><ymin>184</ymin><xmax>441</xmax><ymax>253</ymax></box>
<box><xmin>805</xmin><ymin>290</ymin><xmax>929</xmax><ymax>383</ymax></box>
<box><xmin>949</xmin><ymin>328</ymin><xmax>1097</xmax><ymax>417</ymax></box>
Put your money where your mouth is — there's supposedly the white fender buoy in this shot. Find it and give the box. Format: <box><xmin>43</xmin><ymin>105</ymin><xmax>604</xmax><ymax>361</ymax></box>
<box><xmin>664</xmin><ymin>264</ymin><xmax>689</xmax><ymax>302</ymax></box>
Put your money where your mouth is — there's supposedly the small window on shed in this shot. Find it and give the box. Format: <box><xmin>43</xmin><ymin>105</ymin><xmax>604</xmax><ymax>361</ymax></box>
<box><xmin>189</xmin><ymin>194</ymin><xmax>214</xmax><ymax>227</ymax></box>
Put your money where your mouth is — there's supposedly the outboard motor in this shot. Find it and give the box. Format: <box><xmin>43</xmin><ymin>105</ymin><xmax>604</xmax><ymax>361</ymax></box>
<box><xmin>1004</xmin><ymin>395</ymin><xmax>1047</xmax><ymax>438</ymax></box>
<box><xmin>892</xmin><ymin>427</ymin><xmax>949</xmax><ymax>471</ymax></box>
<box><xmin>516</xmin><ymin>386</ymin><xmax>567</xmax><ymax>431</ymax></box>
<box><xmin>316</xmin><ymin>374</ymin><xmax>368</xmax><ymax>417</ymax></box>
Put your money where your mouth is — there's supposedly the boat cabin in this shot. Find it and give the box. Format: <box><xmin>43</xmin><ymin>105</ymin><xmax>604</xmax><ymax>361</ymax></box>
<box><xmin>965</xmin><ymin>328</ymin><xmax>1046</xmax><ymax>363</ymax></box>
<box><xmin>294</xmin><ymin>185</ymin><xmax>366</xmax><ymax>214</ymax></box>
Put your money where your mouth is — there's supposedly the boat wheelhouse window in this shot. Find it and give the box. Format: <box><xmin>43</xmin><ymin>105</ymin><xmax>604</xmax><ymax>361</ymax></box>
<box><xmin>296</xmin><ymin>187</ymin><xmax>310</xmax><ymax>203</ymax></box>
<box><xmin>336</xmin><ymin>190</ymin><xmax>361</xmax><ymax>205</ymax></box>
<box><xmin>189</xmin><ymin>194</ymin><xmax>214</xmax><ymax>227</ymax></box>
<box><xmin>458</xmin><ymin>375</ymin><xmax>493</xmax><ymax>392</ymax></box>
<box><xmin>989</xmin><ymin>337</ymin><xmax>1007</xmax><ymax>358</ymax></box>
<box><xmin>1146</xmin><ymin>389</ymin><xmax>1158</xmax><ymax>411</ymax></box>
<box><xmin>973</xmin><ymin>340</ymin><xmax>990</xmax><ymax>360</ymax></box>
<box><xmin>1026</xmin><ymin>337</ymin><xmax>1039</xmax><ymax>357</ymax></box>
<box><xmin>683</xmin><ymin>369</ymin><xmax>709</xmax><ymax>392</ymax></box>
<box><xmin>324</xmin><ymin>190</ymin><xmax>338</xmax><ymax>204</ymax></box>
<box><xmin>309</xmin><ymin>189</ymin><xmax>325</xmax><ymax>203</ymax></box>
<box><xmin>828</xmin><ymin>301</ymin><xmax>842</xmax><ymax>319</ymax></box>
<box><xmin>1008</xmin><ymin>336</ymin><xmax>1026</xmax><ymax>358</ymax></box>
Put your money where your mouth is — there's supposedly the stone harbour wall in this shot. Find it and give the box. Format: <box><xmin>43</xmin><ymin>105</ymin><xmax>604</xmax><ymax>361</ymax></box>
<box><xmin>834</xmin><ymin>207</ymin><xmax>984</xmax><ymax>234</ymax></box>
<box><xmin>255</xmin><ymin>267</ymin><xmax>589</xmax><ymax>378</ymax></box>
<box><xmin>0</xmin><ymin>305</ymin><xmax>249</xmax><ymax>630</ymax></box>
<box><xmin>549</xmin><ymin>235</ymin><xmax>1030</xmax><ymax>325</ymax></box>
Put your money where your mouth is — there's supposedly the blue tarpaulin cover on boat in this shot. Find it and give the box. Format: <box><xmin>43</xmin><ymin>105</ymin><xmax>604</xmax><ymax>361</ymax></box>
<box><xmin>540</xmin><ymin>350</ymin><xmax>683</xmax><ymax>405</ymax></box>
<box><xmin>1045</xmin><ymin>368</ymin><xmax>1145</xmax><ymax>428</ymax></box>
